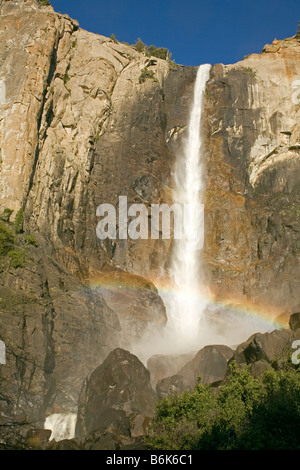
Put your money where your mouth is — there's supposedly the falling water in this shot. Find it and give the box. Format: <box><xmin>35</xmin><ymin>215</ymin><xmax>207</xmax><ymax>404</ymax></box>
<box><xmin>44</xmin><ymin>413</ymin><xmax>77</xmax><ymax>442</ymax></box>
<box><xmin>168</xmin><ymin>63</ymin><xmax>211</xmax><ymax>348</ymax></box>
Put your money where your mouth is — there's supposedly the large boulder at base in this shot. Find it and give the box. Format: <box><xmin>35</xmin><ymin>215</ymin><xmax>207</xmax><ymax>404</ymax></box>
<box><xmin>289</xmin><ymin>312</ymin><xmax>300</xmax><ymax>333</ymax></box>
<box><xmin>233</xmin><ymin>329</ymin><xmax>295</xmax><ymax>366</ymax></box>
<box><xmin>147</xmin><ymin>352</ymin><xmax>196</xmax><ymax>386</ymax></box>
<box><xmin>178</xmin><ymin>345</ymin><xmax>234</xmax><ymax>388</ymax></box>
<box><xmin>75</xmin><ymin>348</ymin><xmax>157</xmax><ymax>441</ymax></box>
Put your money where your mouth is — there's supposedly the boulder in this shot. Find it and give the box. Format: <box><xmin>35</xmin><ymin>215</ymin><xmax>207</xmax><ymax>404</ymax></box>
<box><xmin>250</xmin><ymin>360</ymin><xmax>274</xmax><ymax>378</ymax></box>
<box><xmin>156</xmin><ymin>374</ymin><xmax>191</xmax><ymax>400</ymax></box>
<box><xmin>147</xmin><ymin>352</ymin><xmax>196</xmax><ymax>386</ymax></box>
<box><xmin>233</xmin><ymin>329</ymin><xmax>294</xmax><ymax>365</ymax></box>
<box><xmin>75</xmin><ymin>348</ymin><xmax>157</xmax><ymax>441</ymax></box>
<box><xmin>178</xmin><ymin>345</ymin><xmax>234</xmax><ymax>388</ymax></box>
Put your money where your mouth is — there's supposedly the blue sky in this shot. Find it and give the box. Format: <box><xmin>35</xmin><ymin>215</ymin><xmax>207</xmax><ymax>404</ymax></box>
<box><xmin>50</xmin><ymin>0</ymin><xmax>300</xmax><ymax>66</ymax></box>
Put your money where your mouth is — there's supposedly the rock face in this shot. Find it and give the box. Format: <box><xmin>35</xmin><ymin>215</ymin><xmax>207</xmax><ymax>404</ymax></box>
<box><xmin>0</xmin><ymin>0</ymin><xmax>176</xmax><ymax>433</ymax></box>
<box><xmin>75</xmin><ymin>348</ymin><xmax>157</xmax><ymax>442</ymax></box>
<box><xmin>204</xmin><ymin>36</ymin><xmax>300</xmax><ymax>315</ymax></box>
<box><xmin>0</xmin><ymin>242</ymin><xmax>121</xmax><ymax>426</ymax></box>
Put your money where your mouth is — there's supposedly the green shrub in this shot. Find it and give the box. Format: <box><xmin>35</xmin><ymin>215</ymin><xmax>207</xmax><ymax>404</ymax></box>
<box><xmin>0</xmin><ymin>222</ymin><xmax>15</xmax><ymax>255</ymax></box>
<box><xmin>132</xmin><ymin>38</ymin><xmax>173</xmax><ymax>63</ymax></box>
<box><xmin>133</xmin><ymin>38</ymin><xmax>146</xmax><ymax>53</ymax></box>
<box><xmin>7</xmin><ymin>249</ymin><xmax>25</xmax><ymax>269</ymax></box>
<box><xmin>38</xmin><ymin>0</ymin><xmax>51</xmax><ymax>5</ymax></box>
<box><xmin>8</xmin><ymin>249</ymin><xmax>25</xmax><ymax>268</ymax></box>
<box><xmin>139</xmin><ymin>67</ymin><xmax>158</xmax><ymax>84</ymax></box>
<box><xmin>146</xmin><ymin>362</ymin><xmax>300</xmax><ymax>450</ymax></box>
<box><xmin>147</xmin><ymin>45</ymin><xmax>170</xmax><ymax>60</ymax></box>
<box><xmin>26</xmin><ymin>235</ymin><xmax>38</xmax><ymax>247</ymax></box>
<box><xmin>146</xmin><ymin>382</ymin><xmax>219</xmax><ymax>450</ymax></box>
<box><xmin>63</xmin><ymin>70</ymin><xmax>70</xmax><ymax>85</ymax></box>
<box><xmin>110</xmin><ymin>34</ymin><xmax>118</xmax><ymax>43</ymax></box>
<box><xmin>0</xmin><ymin>208</ymin><xmax>13</xmax><ymax>223</ymax></box>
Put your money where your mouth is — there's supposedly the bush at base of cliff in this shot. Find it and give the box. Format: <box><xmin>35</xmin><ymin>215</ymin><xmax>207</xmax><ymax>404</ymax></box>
<box><xmin>146</xmin><ymin>362</ymin><xmax>300</xmax><ymax>450</ymax></box>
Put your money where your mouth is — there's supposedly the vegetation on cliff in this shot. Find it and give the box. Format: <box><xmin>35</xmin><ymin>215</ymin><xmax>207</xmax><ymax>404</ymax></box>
<box><xmin>0</xmin><ymin>210</ymin><xmax>37</xmax><ymax>269</ymax></box>
<box><xmin>146</xmin><ymin>360</ymin><xmax>300</xmax><ymax>450</ymax></box>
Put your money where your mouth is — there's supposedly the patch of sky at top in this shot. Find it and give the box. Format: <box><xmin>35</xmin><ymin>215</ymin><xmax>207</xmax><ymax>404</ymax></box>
<box><xmin>50</xmin><ymin>0</ymin><xmax>300</xmax><ymax>66</ymax></box>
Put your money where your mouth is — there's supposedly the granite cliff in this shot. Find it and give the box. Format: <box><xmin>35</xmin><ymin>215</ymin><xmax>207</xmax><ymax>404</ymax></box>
<box><xmin>0</xmin><ymin>0</ymin><xmax>299</xmax><ymax>445</ymax></box>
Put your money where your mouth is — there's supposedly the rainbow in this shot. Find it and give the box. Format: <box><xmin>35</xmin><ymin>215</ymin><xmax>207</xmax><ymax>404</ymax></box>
<box><xmin>86</xmin><ymin>270</ymin><xmax>288</xmax><ymax>331</ymax></box>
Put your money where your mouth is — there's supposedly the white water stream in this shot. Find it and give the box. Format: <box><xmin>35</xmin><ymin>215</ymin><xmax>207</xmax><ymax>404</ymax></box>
<box><xmin>167</xmin><ymin>64</ymin><xmax>211</xmax><ymax>347</ymax></box>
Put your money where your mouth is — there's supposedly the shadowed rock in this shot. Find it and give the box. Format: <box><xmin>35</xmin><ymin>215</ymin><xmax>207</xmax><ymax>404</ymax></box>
<box><xmin>233</xmin><ymin>329</ymin><xmax>295</xmax><ymax>365</ymax></box>
<box><xmin>178</xmin><ymin>345</ymin><xmax>234</xmax><ymax>388</ymax></box>
<box><xmin>289</xmin><ymin>312</ymin><xmax>300</xmax><ymax>332</ymax></box>
<box><xmin>156</xmin><ymin>374</ymin><xmax>191</xmax><ymax>400</ymax></box>
<box><xmin>75</xmin><ymin>348</ymin><xmax>157</xmax><ymax>441</ymax></box>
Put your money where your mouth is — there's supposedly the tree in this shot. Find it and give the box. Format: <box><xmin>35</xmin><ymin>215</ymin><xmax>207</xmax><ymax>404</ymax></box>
<box><xmin>134</xmin><ymin>38</ymin><xmax>146</xmax><ymax>53</ymax></box>
<box><xmin>145</xmin><ymin>361</ymin><xmax>300</xmax><ymax>450</ymax></box>
<box><xmin>110</xmin><ymin>34</ymin><xmax>118</xmax><ymax>43</ymax></box>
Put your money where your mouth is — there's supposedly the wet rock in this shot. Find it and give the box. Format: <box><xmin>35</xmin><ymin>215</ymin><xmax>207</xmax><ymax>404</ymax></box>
<box><xmin>0</xmin><ymin>251</ymin><xmax>121</xmax><ymax>426</ymax></box>
<box><xmin>129</xmin><ymin>414</ymin><xmax>151</xmax><ymax>439</ymax></box>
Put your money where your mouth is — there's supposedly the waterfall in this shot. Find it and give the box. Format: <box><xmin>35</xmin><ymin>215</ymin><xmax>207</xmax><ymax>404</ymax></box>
<box><xmin>44</xmin><ymin>413</ymin><xmax>77</xmax><ymax>442</ymax></box>
<box><xmin>168</xmin><ymin>63</ymin><xmax>211</xmax><ymax>349</ymax></box>
<box><xmin>132</xmin><ymin>64</ymin><xmax>213</xmax><ymax>361</ymax></box>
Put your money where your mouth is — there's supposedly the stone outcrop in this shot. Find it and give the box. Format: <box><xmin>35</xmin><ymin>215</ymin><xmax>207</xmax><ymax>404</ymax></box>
<box><xmin>75</xmin><ymin>348</ymin><xmax>157</xmax><ymax>443</ymax></box>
